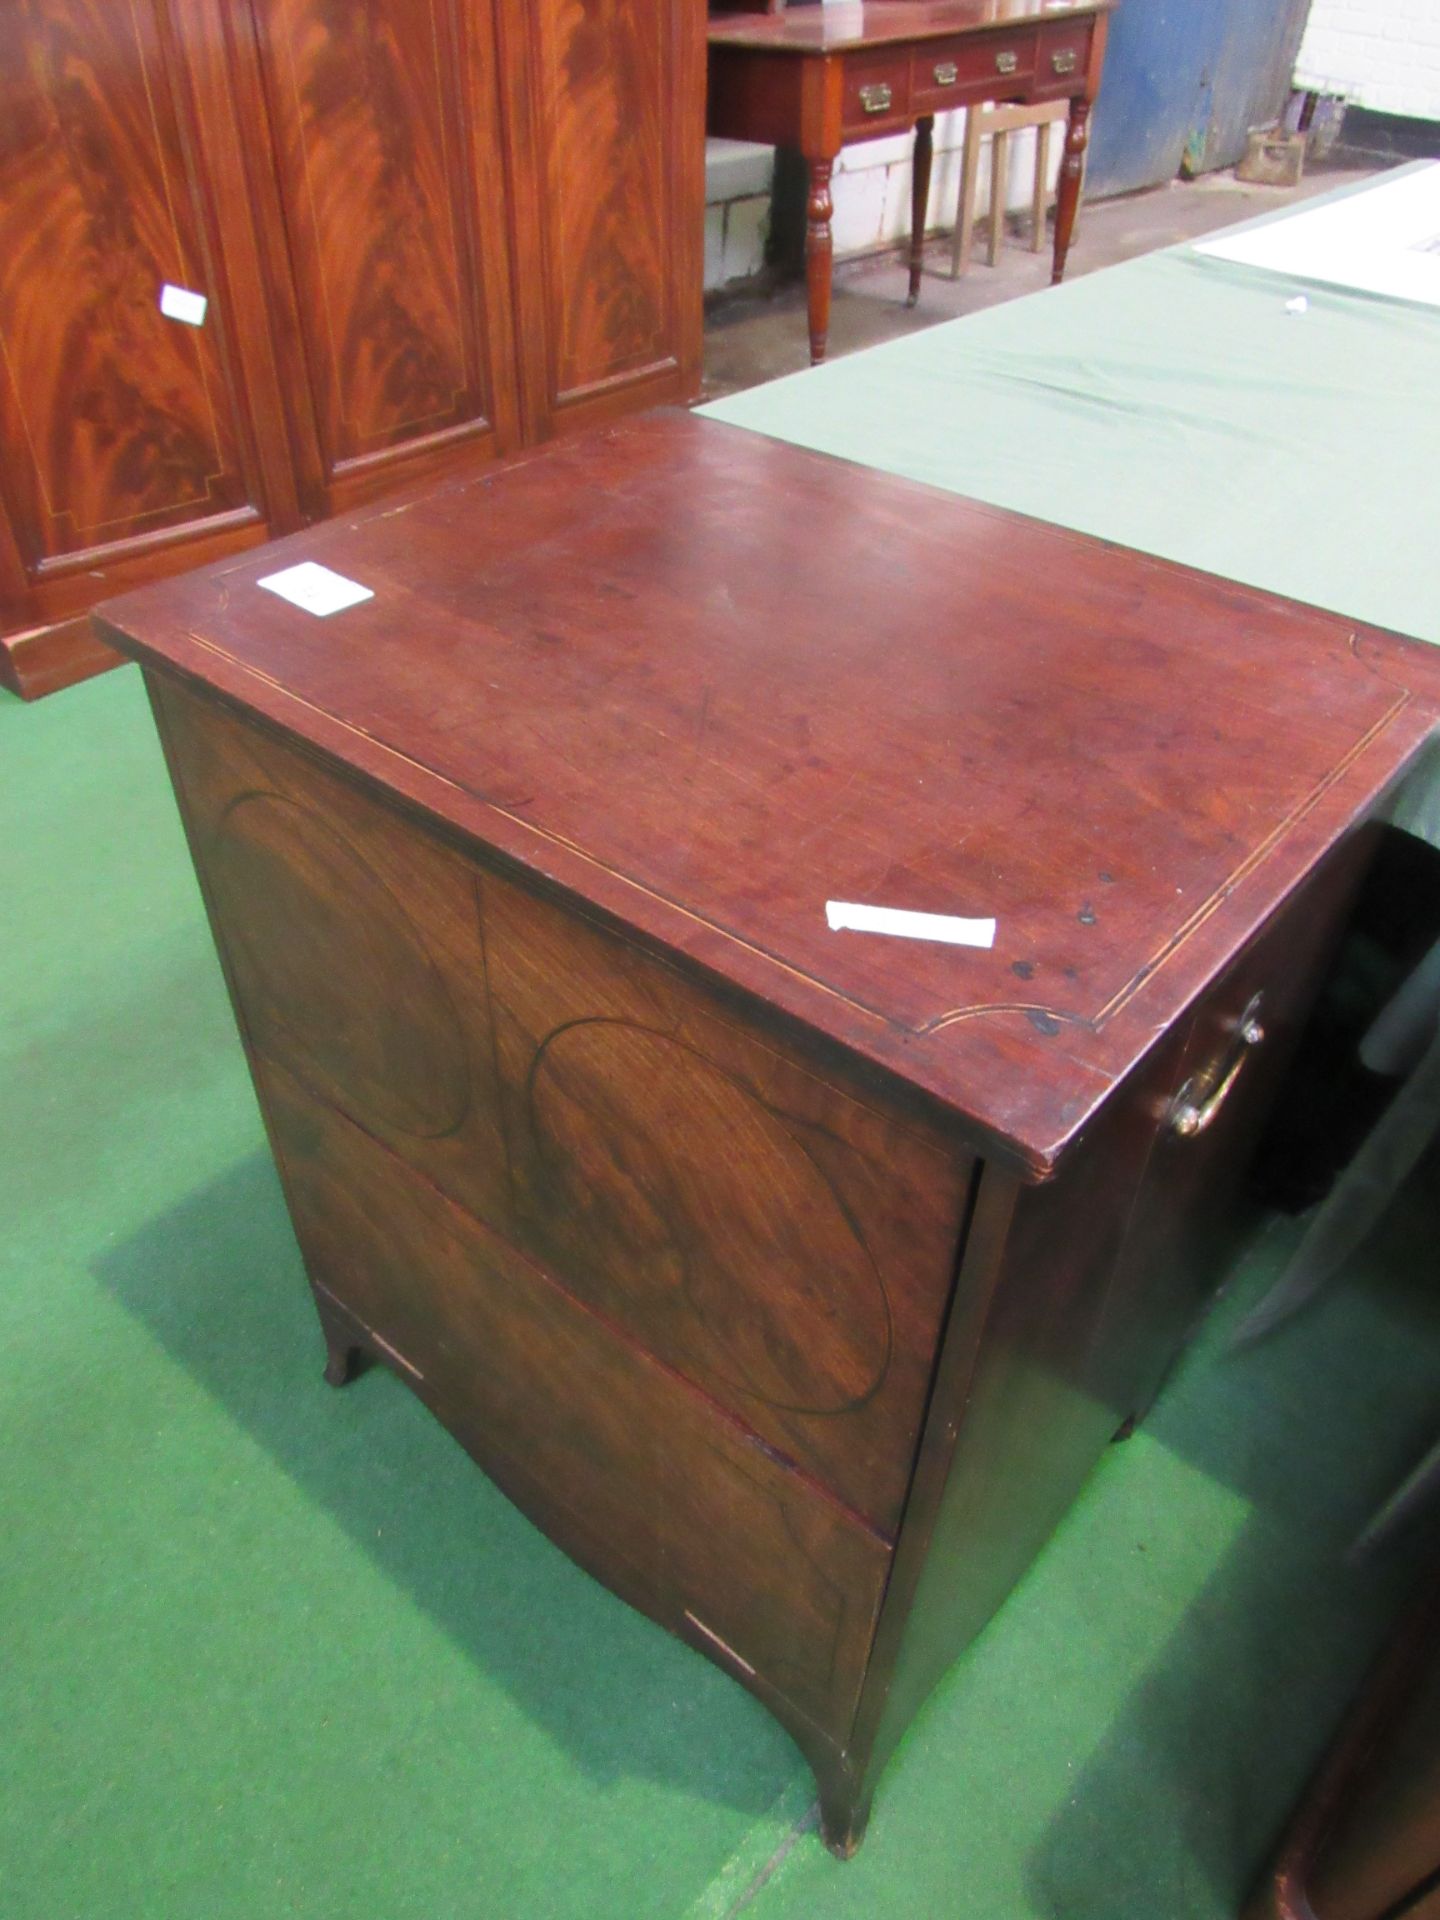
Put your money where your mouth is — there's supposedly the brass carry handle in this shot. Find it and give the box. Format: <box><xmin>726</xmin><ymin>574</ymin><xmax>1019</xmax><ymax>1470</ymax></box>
<box><xmin>995</xmin><ymin>50</ymin><xmax>1019</xmax><ymax>75</ymax></box>
<box><xmin>860</xmin><ymin>81</ymin><xmax>893</xmax><ymax>114</ymax></box>
<box><xmin>933</xmin><ymin>61</ymin><xmax>959</xmax><ymax>85</ymax></box>
<box><xmin>1051</xmin><ymin>48</ymin><xmax>1079</xmax><ymax>75</ymax></box>
<box><xmin>1168</xmin><ymin>996</ymin><xmax>1266</xmax><ymax>1139</ymax></box>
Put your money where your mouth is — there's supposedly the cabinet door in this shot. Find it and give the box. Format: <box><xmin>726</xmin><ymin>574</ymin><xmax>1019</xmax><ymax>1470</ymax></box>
<box><xmin>498</xmin><ymin>0</ymin><xmax>704</xmax><ymax>439</ymax></box>
<box><xmin>0</xmin><ymin>0</ymin><xmax>293</xmax><ymax>651</ymax></box>
<box><xmin>238</xmin><ymin>0</ymin><xmax>522</xmax><ymax>519</ymax></box>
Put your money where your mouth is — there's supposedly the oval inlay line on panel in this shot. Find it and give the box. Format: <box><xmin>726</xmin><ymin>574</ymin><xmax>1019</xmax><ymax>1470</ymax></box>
<box><xmin>527</xmin><ymin>1020</ymin><xmax>892</xmax><ymax>1416</ymax></box>
<box><xmin>210</xmin><ymin>791</ymin><xmax>471</xmax><ymax>1139</ymax></box>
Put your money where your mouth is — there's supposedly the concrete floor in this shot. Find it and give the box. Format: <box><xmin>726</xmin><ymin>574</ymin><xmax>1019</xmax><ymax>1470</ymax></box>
<box><xmin>703</xmin><ymin>160</ymin><xmax>1378</xmax><ymax>401</ymax></box>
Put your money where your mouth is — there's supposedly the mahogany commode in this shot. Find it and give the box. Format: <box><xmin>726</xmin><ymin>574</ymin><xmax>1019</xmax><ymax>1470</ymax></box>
<box><xmin>94</xmin><ymin>411</ymin><xmax>1440</xmax><ymax>1853</ymax></box>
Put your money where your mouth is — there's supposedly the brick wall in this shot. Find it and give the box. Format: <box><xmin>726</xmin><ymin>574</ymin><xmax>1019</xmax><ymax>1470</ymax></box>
<box><xmin>1295</xmin><ymin>0</ymin><xmax>1440</xmax><ymax>120</ymax></box>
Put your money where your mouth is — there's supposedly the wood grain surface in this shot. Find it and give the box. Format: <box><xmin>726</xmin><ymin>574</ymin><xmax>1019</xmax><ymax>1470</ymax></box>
<box><xmin>152</xmin><ymin>679</ymin><xmax>973</xmax><ymax>1533</ymax></box>
<box><xmin>501</xmin><ymin>0</ymin><xmax>704</xmax><ymax>434</ymax></box>
<box><xmin>242</xmin><ymin>0</ymin><xmax>517</xmax><ymax>505</ymax></box>
<box><xmin>0</xmin><ymin>0</ymin><xmax>259</xmax><ymax>573</ymax></box>
<box><xmin>706</xmin><ymin>0</ymin><xmax>1113</xmax><ymax>54</ymax></box>
<box><xmin>262</xmin><ymin>1061</ymin><xmax>893</xmax><ymax>1741</ymax></box>
<box><xmin>96</xmin><ymin>410</ymin><xmax>1440</xmax><ymax>1176</ymax></box>
<box><xmin>2</xmin><ymin>0</ymin><xmax>703</xmax><ymax>691</ymax></box>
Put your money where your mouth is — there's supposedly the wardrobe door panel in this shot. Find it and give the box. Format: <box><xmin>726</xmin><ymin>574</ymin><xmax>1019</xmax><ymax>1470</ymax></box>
<box><xmin>0</xmin><ymin>0</ymin><xmax>278</xmax><ymax>646</ymax></box>
<box><xmin>243</xmin><ymin>0</ymin><xmax>521</xmax><ymax>514</ymax></box>
<box><xmin>501</xmin><ymin>0</ymin><xmax>703</xmax><ymax>437</ymax></box>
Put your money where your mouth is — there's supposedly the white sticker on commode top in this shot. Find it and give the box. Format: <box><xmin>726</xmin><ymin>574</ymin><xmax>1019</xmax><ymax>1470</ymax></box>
<box><xmin>159</xmin><ymin>283</ymin><xmax>208</xmax><ymax>327</ymax></box>
<box><xmin>257</xmin><ymin>561</ymin><xmax>375</xmax><ymax>618</ymax></box>
<box><xmin>825</xmin><ymin>901</ymin><xmax>996</xmax><ymax>949</ymax></box>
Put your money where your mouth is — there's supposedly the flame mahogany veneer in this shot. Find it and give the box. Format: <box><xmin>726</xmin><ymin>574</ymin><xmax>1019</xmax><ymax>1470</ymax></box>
<box><xmin>94</xmin><ymin>412</ymin><xmax>1440</xmax><ymax>1853</ymax></box>
<box><xmin>0</xmin><ymin>0</ymin><xmax>702</xmax><ymax>697</ymax></box>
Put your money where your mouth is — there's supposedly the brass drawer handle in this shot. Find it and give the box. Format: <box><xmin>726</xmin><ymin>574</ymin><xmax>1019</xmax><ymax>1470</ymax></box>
<box><xmin>933</xmin><ymin>61</ymin><xmax>958</xmax><ymax>86</ymax></box>
<box><xmin>1051</xmin><ymin>48</ymin><xmax>1079</xmax><ymax>75</ymax></box>
<box><xmin>1169</xmin><ymin>996</ymin><xmax>1266</xmax><ymax>1139</ymax></box>
<box><xmin>859</xmin><ymin>81</ymin><xmax>894</xmax><ymax>114</ymax></box>
<box><xmin>995</xmin><ymin>50</ymin><xmax>1019</xmax><ymax>75</ymax></box>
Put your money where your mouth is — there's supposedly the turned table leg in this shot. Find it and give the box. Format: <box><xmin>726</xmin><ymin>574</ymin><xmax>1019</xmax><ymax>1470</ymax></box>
<box><xmin>908</xmin><ymin>115</ymin><xmax>934</xmax><ymax>307</ymax></box>
<box><xmin>805</xmin><ymin>155</ymin><xmax>835</xmax><ymax>364</ymax></box>
<box><xmin>1051</xmin><ymin>94</ymin><xmax>1090</xmax><ymax>285</ymax></box>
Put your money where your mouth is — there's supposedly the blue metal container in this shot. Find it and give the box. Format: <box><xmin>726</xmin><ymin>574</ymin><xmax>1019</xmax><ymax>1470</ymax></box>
<box><xmin>1087</xmin><ymin>0</ymin><xmax>1312</xmax><ymax>198</ymax></box>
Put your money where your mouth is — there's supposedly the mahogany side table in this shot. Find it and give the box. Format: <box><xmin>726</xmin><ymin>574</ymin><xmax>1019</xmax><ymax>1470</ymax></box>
<box><xmin>707</xmin><ymin>0</ymin><xmax>1113</xmax><ymax>363</ymax></box>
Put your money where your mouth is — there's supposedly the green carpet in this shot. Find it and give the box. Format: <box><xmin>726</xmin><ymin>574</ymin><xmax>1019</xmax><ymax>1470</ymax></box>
<box><xmin>3</xmin><ymin>666</ymin><xmax>1437</xmax><ymax>1920</ymax></box>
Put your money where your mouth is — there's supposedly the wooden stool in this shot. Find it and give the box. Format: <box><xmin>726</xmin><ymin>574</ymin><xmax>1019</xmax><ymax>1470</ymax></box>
<box><xmin>949</xmin><ymin>98</ymin><xmax>1074</xmax><ymax>276</ymax></box>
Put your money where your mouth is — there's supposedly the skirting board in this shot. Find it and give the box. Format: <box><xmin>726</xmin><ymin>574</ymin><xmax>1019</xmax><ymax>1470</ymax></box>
<box><xmin>0</xmin><ymin>617</ymin><xmax>123</xmax><ymax>701</ymax></box>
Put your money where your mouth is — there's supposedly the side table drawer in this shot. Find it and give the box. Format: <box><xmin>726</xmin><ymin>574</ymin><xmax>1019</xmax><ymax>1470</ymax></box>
<box><xmin>912</xmin><ymin>29</ymin><xmax>1037</xmax><ymax>111</ymax></box>
<box><xmin>842</xmin><ymin>51</ymin><xmax>912</xmax><ymax>134</ymax></box>
<box><xmin>264</xmin><ymin>1061</ymin><xmax>891</xmax><ymax>1742</ymax></box>
<box><xmin>1034</xmin><ymin>19</ymin><xmax>1093</xmax><ymax>96</ymax></box>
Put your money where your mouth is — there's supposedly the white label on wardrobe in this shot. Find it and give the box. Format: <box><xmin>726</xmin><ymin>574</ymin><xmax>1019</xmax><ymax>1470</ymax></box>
<box><xmin>159</xmin><ymin>283</ymin><xmax>208</xmax><ymax>327</ymax></box>
<box><xmin>825</xmin><ymin>901</ymin><xmax>997</xmax><ymax>948</ymax></box>
<box><xmin>257</xmin><ymin>562</ymin><xmax>375</xmax><ymax>618</ymax></box>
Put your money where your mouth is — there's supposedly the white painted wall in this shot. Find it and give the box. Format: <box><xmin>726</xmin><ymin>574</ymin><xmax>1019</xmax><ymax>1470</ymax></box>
<box><xmin>1295</xmin><ymin>0</ymin><xmax>1440</xmax><ymax>120</ymax></box>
